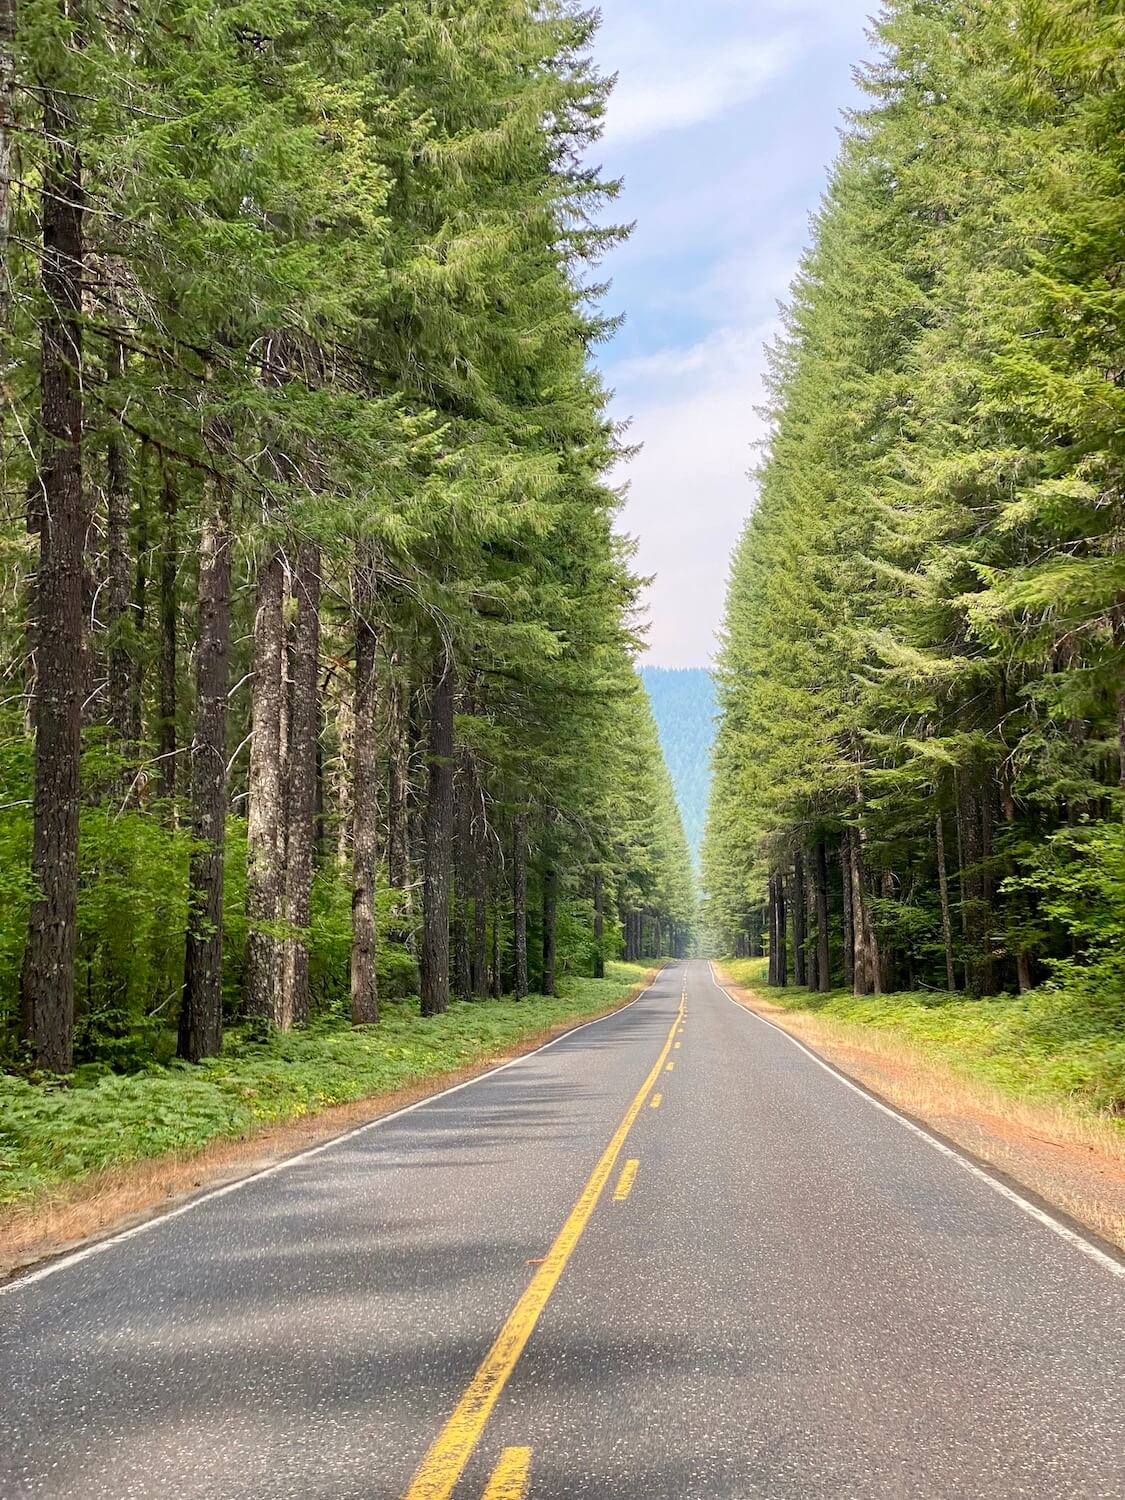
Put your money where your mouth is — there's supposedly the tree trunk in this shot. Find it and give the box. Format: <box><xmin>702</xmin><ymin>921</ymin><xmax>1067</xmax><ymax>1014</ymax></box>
<box><xmin>804</xmin><ymin>861</ymin><xmax>818</xmax><ymax>991</ymax></box>
<box><xmin>158</xmin><ymin>464</ymin><xmax>178</xmax><ymax>804</ymax></box>
<box><xmin>244</xmin><ymin>547</ymin><xmax>286</xmax><ymax>1023</ymax></box>
<box><xmin>792</xmin><ymin>851</ymin><xmax>807</xmax><ymax>987</ymax></box>
<box><xmin>772</xmin><ymin>871</ymin><xmax>788</xmax><ymax>986</ymax></box>
<box><xmin>0</xmin><ymin>0</ymin><xmax>14</xmax><ymax>337</ymax></box>
<box><xmin>958</xmin><ymin>767</ymin><xmax>987</xmax><ymax>995</ymax></box>
<box><xmin>470</xmin><ymin>794</ymin><xmax>488</xmax><ymax>997</ymax></box>
<box><xmin>542</xmin><ymin>860</ymin><xmax>558</xmax><ymax>997</ymax></box>
<box><xmin>878</xmin><ymin>869</ymin><xmax>895</xmax><ymax>992</ymax></box>
<box><xmin>20</xmin><ymin>60</ymin><xmax>85</xmax><ymax>1074</ymax></box>
<box><xmin>814</xmin><ymin>839</ymin><xmax>831</xmax><ymax>991</ymax></box>
<box><xmin>129</xmin><ymin>455</ymin><xmax>148</xmax><ymax>749</ymax></box>
<box><xmin>350</xmin><ymin>585</ymin><xmax>379</xmax><ymax>1025</ymax></box>
<box><xmin>849</xmin><ymin>828</ymin><xmax>870</xmax><ymax>996</ymax></box>
<box><xmin>281</xmin><ymin>542</ymin><xmax>320</xmax><ymax>1028</ymax></box>
<box><xmin>179</xmin><ymin>462</ymin><xmax>233</xmax><ymax>1063</ymax></box>
<box><xmin>451</xmin><ymin>757</ymin><xmax>473</xmax><ymax>1003</ymax></box>
<box><xmin>840</xmin><ymin>836</ymin><xmax>854</xmax><ymax>990</ymax></box>
<box><xmin>491</xmin><ymin>880</ymin><xmax>503</xmax><ymax>998</ymax></box>
<box><xmin>593</xmin><ymin>868</ymin><xmax>605</xmax><ymax>979</ymax></box>
<box><xmin>419</xmin><ymin>651</ymin><xmax>455</xmax><ymax>1016</ymax></box>
<box><xmin>451</xmin><ymin>883</ymin><xmax>471</xmax><ymax>1003</ymax></box>
<box><xmin>935</xmin><ymin>810</ymin><xmax>956</xmax><ymax>992</ymax></box>
<box><xmin>332</xmin><ymin>664</ymin><xmax>353</xmax><ymax>871</ymax></box>
<box><xmin>385</xmin><ymin>668</ymin><xmax>412</xmax><ymax>941</ymax></box>
<box><xmin>105</xmin><ymin>343</ymin><xmax>132</xmax><ymax>749</ymax></box>
<box><xmin>512</xmin><ymin>812</ymin><xmax>528</xmax><ymax>999</ymax></box>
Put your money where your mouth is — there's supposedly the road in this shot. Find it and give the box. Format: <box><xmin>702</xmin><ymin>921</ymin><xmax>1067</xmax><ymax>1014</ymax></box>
<box><xmin>2</xmin><ymin>960</ymin><xmax>1123</xmax><ymax>1499</ymax></box>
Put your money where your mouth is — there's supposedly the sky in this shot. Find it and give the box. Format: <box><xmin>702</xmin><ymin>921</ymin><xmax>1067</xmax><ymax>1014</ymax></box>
<box><xmin>590</xmin><ymin>0</ymin><xmax>879</xmax><ymax>667</ymax></box>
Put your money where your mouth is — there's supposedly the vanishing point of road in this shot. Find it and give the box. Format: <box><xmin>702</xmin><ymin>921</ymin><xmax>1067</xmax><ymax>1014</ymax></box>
<box><xmin>2</xmin><ymin>961</ymin><xmax>1123</xmax><ymax>1498</ymax></box>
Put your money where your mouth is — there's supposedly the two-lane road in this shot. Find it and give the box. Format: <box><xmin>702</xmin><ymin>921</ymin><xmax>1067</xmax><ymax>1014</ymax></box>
<box><xmin>3</xmin><ymin>962</ymin><xmax>1122</xmax><ymax>1498</ymax></box>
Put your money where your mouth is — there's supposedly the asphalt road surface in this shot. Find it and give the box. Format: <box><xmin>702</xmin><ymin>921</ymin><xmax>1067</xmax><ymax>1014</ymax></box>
<box><xmin>3</xmin><ymin>960</ymin><xmax>1123</xmax><ymax>1499</ymax></box>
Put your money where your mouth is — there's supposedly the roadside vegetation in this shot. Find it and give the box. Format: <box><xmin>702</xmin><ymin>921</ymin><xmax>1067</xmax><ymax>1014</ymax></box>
<box><xmin>703</xmin><ymin>3</ymin><xmax>1125</xmax><ymax>1101</ymax></box>
<box><xmin>0</xmin><ymin>1</ymin><xmax>696</xmax><ymax>1107</ymax></box>
<box><xmin>0</xmin><ymin>963</ymin><xmax>655</xmax><ymax>1210</ymax></box>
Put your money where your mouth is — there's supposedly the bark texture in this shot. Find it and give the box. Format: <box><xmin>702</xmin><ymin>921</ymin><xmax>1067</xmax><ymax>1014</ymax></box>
<box><xmin>814</xmin><ymin>839</ymin><xmax>831</xmax><ymax>992</ymax></box>
<box><xmin>385</xmin><ymin>668</ymin><xmax>411</xmax><ymax>941</ymax></box>
<box><xmin>419</xmin><ymin>652</ymin><xmax>455</xmax><ymax>1016</ymax></box>
<box><xmin>471</xmin><ymin>804</ymin><xmax>488</xmax><ymax>997</ymax></box>
<box><xmin>349</xmin><ymin>589</ymin><xmax>379</xmax><ymax>1026</ymax></box>
<box><xmin>244</xmin><ymin>547</ymin><xmax>286</xmax><ymax>1022</ymax></box>
<box><xmin>0</xmin><ymin>0</ymin><xmax>13</xmax><ymax>335</ymax></box>
<box><xmin>451</xmin><ymin>757</ymin><xmax>472</xmax><ymax>1002</ymax></box>
<box><xmin>157</xmin><ymin>465</ymin><xmax>178</xmax><ymax>804</ymax></box>
<box><xmin>840</xmin><ymin>835</ymin><xmax>854</xmax><ymax>990</ymax></box>
<box><xmin>541</xmin><ymin>860</ymin><xmax>558</xmax><ymax>997</ymax></box>
<box><xmin>281</xmin><ymin>543</ymin><xmax>320</xmax><ymax>1028</ymax></box>
<box><xmin>105</xmin><ymin>344</ymin><xmax>132</xmax><ymax>748</ymax></box>
<box><xmin>179</xmin><ymin>465</ymin><xmax>233</xmax><ymax>1062</ymax></box>
<box><xmin>792</xmin><ymin>851</ymin><xmax>807</xmax><ymax>987</ymax></box>
<box><xmin>21</xmin><ymin>64</ymin><xmax>85</xmax><ymax>1073</ymax></box>
<box><xmin>512</xmin><ymin>812</ymin><xmax>528</xmax><ymax>1000</ymax></box>
<box><xmin>935</xmin><ymin>810</ymin><xmax>956</xmax><ymax>992</ymax></box>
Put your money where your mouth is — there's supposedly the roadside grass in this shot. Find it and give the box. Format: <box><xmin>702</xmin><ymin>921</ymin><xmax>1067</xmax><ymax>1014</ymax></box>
<box><xmin>0</xmin><ymin>963</ymin><xmax>654</xmax><ymax>1210</ymax></box>
<box><xmin>719</xmin><ymin>957</ymin><xmax>1125</xmax><ymax>1126</ymax></box>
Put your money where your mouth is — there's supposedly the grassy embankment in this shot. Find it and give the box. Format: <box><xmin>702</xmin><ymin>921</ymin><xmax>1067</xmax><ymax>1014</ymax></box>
<box><xmin>719</xmin><ymin>957</ymin><xmax>1125</xmax><ymax>1125</ymax></box>
<box><xmin>0</xmin><ymin>962</ymin><xmax>655</xmax><ymax>1211</ymax></box>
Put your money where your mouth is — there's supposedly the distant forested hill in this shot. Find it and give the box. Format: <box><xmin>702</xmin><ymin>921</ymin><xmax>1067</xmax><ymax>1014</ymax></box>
<box><xmin>641</xmin><ymin>667</ymin><xmax>715</xmax><ymax>868</ymax></box>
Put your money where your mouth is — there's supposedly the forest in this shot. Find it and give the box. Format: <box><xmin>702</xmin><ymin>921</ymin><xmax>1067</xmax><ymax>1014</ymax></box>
<box><xmin>0</xmin><ymin>0</ymin><xmax>696</xmax><ymax>1088</ymax></box>
<box><xmin>703</xmin><ymin>0</ymin><xmax>1124</xmax><ymax>1070</ymax></box>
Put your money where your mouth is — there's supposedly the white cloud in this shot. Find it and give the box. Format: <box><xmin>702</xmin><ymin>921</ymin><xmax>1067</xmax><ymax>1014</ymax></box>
<box><xmin>610</xmin><ymin>314</ymin><xmax>782</xmax><ymax>669</ymax></box>
<box><xmin>603</xmin><ymin>34</ymin><xmax>797</xmax><ymax>147</ymax></box>
<box><xmin>590</xmin><ymin>0</ymin><xmax>875</xmax><ymax>666</ymax></box>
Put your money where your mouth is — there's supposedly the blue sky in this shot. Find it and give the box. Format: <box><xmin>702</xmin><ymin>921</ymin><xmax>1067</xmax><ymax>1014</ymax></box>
<box><xmin>590</xmin><ymin>0</ymin><xmax>878</xmax><ymax>666</ymax></box>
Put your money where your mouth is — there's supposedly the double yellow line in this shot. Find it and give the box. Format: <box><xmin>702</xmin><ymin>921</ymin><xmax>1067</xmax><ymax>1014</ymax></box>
<box><xmin>402</xmin><ymin>994</ymin><xmax>685</xmax><ymax>1500</ymax></box>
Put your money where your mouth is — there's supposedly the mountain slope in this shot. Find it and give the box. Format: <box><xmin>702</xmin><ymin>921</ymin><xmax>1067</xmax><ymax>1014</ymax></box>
<box><xmin>640</xmin><ymin>666</ymin><xmax>715</xmax><ymax>869</ymax></box>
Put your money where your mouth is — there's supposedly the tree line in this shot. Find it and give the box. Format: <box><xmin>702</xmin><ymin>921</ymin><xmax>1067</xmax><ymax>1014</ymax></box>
<box><xmin>704</xmin><ymin>0</ymin><xmax>1124</xmax><ymax>1008</ymax></box>
<box><xmin>0</xmin><ymin>0</ymin><xmax>695</xmax><ymax>1075</ymax></box>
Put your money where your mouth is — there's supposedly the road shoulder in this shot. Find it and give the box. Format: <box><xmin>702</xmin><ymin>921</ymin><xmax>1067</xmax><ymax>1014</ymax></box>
<box><xmin>713</xmin><ymin>963</ymin><xmax>1125</xmax><ymax>1255</ymax></box>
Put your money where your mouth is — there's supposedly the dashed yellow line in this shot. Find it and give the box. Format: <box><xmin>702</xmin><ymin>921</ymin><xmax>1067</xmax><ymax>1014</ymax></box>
<box><xmin>665</xmin><ymin>1061</ymin><xmax>674</xmax><ymax>1072</ymax></box>
<box><xmin>401</xmin><ymin>996</ymin><xmax>684</xmax><ymax>1500</ymax></box>
<box><xmin>481</xmin><ymin>1447</ymin><xmax>532</xmax><ymax>1500</ymax></box>
<box><xmin>613</xmin><ymin>1159</ymin><xmax>639</xmax><ymax>1201</ymax></box>
<box><xmin>674</xmin><ymin>1041</ymin><xmax>681</xmax><ymax>1050</ymax></box>
<box><xmin>650</xmin><ymin>1092</ymin><xmax>663</xmax><ymax>1109</ymax></box>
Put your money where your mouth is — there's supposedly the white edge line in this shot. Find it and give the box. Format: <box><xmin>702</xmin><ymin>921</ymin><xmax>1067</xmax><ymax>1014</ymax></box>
<box><xmin>2</xmin><ymin>970</ymin><xmax>668</xmax><ymax>1297</ymax></box>
<box><xmin>707</xmin><ymin>962</ymin><xmax>1125</xmax><ymax>1281</ymax></box>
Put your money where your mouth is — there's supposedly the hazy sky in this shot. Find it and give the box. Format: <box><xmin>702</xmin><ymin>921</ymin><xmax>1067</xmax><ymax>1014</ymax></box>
<box><xmin>591</xmin><ymin>0</ymin><xmax>877</xmax><ymax>667</ymax></box>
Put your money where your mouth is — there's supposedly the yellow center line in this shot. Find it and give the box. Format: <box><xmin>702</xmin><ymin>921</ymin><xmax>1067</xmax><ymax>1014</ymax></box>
<box><xmin>481</xmin><ymin>1447</ymin><xmax>532</xmax><ymax>1500</ymax></box>
<box><xmin>674</xmin><ymin>1041</ymin><xmax>681</xmax><ymax>1050</ymax></box>
<box><xmin>613</xmin><ymin>1159</ymin><xmax>639</xmax><ymax>1201</ymax></box>
<box><xmin>665</xmin><ymin>1061</ymin><xmax>674</xmax><ymax>1072</ymax></box>
<box><xmin>650</xmin><ymin>1092</ymin><xmax>663</xmax><ymax>1109</ymax></box>
<box><xmin>401</xmin><ymin>997</ymin><xmax>684</xmax><ymax>1500</ymax></box>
